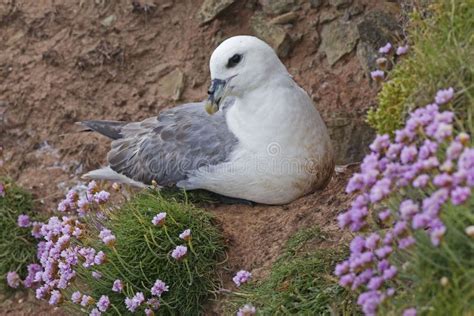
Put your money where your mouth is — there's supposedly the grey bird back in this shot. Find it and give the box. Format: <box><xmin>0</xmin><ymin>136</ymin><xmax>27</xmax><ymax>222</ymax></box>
<box><xmin>106</xmin><ymin>101</ymin><xmax>238</xmax><ymax>186</ymax></box>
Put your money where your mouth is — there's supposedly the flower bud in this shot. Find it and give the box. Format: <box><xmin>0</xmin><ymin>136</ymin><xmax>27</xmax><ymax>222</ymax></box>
<box><xmin>440</xmin><ymin>276</ymin><xmax>449</xmax><ymax>287</ymax></box>
<box><xmin>465</xmin><ymin>225</ymin><xmax>474</xmax><ymax>238</ymax></box>
<box><xmin>457</xmin><ymin>132</ymin><xmax>470</xmax><ymax>146</ymax></box>
<box><xmin>376</xmin><ymin>57</ymin><xmax>388</xmax><ymax>70</ymax></box>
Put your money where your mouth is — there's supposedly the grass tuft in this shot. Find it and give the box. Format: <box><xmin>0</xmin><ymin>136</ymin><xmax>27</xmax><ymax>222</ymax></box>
<box><xmin>380</xmin><ymin>196</ymin><xmax>474</xmax><ymax>315</ymax></box>
<box><xmin>66</xmin><ymin>189</ymin><xmax>225</xmax><ymax>315</ymax></box>
<box><xmin>226</xmin><ymin>227</ymin><xmax>359</xmax><ymax>315</ymax></box>
<box><xmin>0</xmin><ymin>178</ymin><xmax>39</xmax><ymax>292</ymax></box>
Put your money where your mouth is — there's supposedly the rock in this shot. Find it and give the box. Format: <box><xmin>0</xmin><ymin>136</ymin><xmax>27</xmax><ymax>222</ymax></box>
<box><xmin>197</xmin><ymin>0</ymin><xmax>236</xmax><ymax>24</ymax></box>
<box><xmin>348</xmin><ymin>3</ymin><xmax>364</xmax><ymax>17</ymax></box>
<box><xmin>329</xmin><ymin>0</ymin><xmax>352</xmax><ymax>9</ymax></box>
<box><xmin>356</xmin><ymin>10</ymin><xmax>401</xmax><ymax>73</ymax></box>
<box><xmin>157</xmin><ymin>69</ymin><xmax>185</xmax><ymax>101</ymax></box>
<box><xmin>318</xmin><ymin>8</ymin><xmax>340</xmax><ymax>24</ymax></box>
<box><xmin>251</xmin><ymin>13</ymin><xmax>293</xmax><ymax>57</ymax></box>
<box><xmin>145</xmin><ymin>63</ymin><xmax>173</xmax><ymax>83</ymax></box>
<box><xmin>326</xmin><ymin>115</ymin><xmax>374</xmax><ymax>164</ymax></box>
<box><xmin>320</xmin><ymin>20</ymin><xmax>359</xmax><ymax>66</ymax></box>
<box><xmin>258</xmin><ymin>0</ymin><xmax>296</xmax><ymax>15</ymax></box>
<box><xmin>270</xmin><ymin>12</ymin><xmax>298</xmax><ymax>25</ymax></box>
<box><xmin>310</xmin><ymin>0</ymin><xmax>323</xmax><ymax>9</ymax></box>
<box><xmin>101</xmin><ymin>14</ymin><xmax>116</xmax><ymax>27</ymax></box>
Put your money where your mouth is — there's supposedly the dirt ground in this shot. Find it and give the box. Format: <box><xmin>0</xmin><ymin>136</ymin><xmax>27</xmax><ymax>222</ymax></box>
<box><xmin>0</xmin><ymin>0</ymin><xmax>396</xmax><ymax>314</ymax></box>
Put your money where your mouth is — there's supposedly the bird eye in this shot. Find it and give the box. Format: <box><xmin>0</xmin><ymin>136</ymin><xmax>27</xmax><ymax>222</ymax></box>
<box><xmin>226</xmin><ymin>54</ymin><xmax>242</xmax><ymax>68</ymax></box>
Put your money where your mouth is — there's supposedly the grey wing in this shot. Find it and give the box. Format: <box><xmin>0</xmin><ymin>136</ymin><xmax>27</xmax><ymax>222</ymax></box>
<box><xmin>107</xmin><ymin>101</ymin><xmax>238</xmax><ymax>186</ymax></box>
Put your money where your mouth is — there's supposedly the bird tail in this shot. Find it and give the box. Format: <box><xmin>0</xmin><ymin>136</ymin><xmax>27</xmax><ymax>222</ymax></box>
<box><xmin>77</xmin><ymin>120</ymin><xmax>127</xmax><ymax>140</ymax></box>
<box><xmin>82</xmin><ymin>166</ymin><xmax>148</xmax><ymax>188</ymax></box>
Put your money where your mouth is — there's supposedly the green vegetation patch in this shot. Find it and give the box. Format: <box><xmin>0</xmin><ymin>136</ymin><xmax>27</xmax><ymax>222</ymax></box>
<box><xmin>367</xmin><ymin>0</ymin><xmax>474</xmax><ymax>135</ymax></box>
<box><xmin>227</xmin><ymin>227</ymin><xmax>358</xmax><ymax>315</ymax></box>
<box><xmin>67</xmin><ymin>189</ymin><xmax>225</xmax><ymax>315</ymax></box>
<box><xmin>0</xmin><ymin>179</ymin><xmax>39</xmax><ymax>292</ymax></box>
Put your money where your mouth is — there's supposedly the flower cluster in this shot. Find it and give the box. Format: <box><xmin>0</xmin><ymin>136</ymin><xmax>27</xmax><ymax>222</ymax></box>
<box><xmin>99</xmin><ymin>228</ymin><xmax>116</xmax><ymax>247</ymax></box>
<box><xmin>123</xmin><ymin>279</ymin><xmax>168</xmax><ymax>313</ymax></box>
<box><xmin>57</xmin><ymin>181</ymin><xmax>110</xmax><ymax>215</ymax></box>
<box><xmin>7</xmin><ymin>183</ymin><xmax>115</xmax><ymax>314</ymax></box>
<box><xmin>9</xmin><ymin>181</ymin><xmax>205</xmax><ymax>314</ymax></box>
<box><xmin>336</xmin><ymin>89</ymin><xmax>470</xmax><ymax>315</ymax></box>
<box><xmin>232</xmin><ymin>270</ymin><xmax>252</xmax><ymax>287</ymax></box>
<box><xmin>371</xmin><ymin>42</ymin><xmax>410</xmax><ymax>82</ymax></box>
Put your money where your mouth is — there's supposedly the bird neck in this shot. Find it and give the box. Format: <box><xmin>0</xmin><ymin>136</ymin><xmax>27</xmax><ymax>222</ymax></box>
<box><xmin>225</xmin><ymin>74</ymin><xmax>308</xmax><ymax>151</ymax></box>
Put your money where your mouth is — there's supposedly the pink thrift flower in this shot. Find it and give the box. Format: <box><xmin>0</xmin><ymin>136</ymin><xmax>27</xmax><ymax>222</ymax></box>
<box><xmin>152</xmin><ymin>212</ymin><xmax>167</xmax><ymax>226</ymax></box>
<box><xmin>151</xmin><ymin>279</ymin><xmax>169</xmax><ymax>297</ymax></box>
<box><xmin>430</xmin><ymin>226</ymin><xmax>446</xmax><ymax>246</ymax></box>
<box><xmin>435</xmin><ymin>87</ymin><xmax>454</xmax><ymax>105</ymax></box>
<box><xmin>403</xmin><ymin>308</ymin><xmax>417</xmax><ymax>316</ymax></box>
<box><xmin>92</xmin><ymin>271</ymin><xmax>102</xmax><ymax>279</ymax></box>
<box><xmin>232</xmin><ymin>270</ymin><xmax>252</xmax><ymax>287</ymax></box>
<box><xmin>49</xmin><ymin>290</ymin><xmax>62</xmax><ymax>305</ymax></box>
<box><xmin>145</xmin><ymin>308</ymin><xmax>154</xmax><ymax>316</ymax></box>
<box><xmin>396</xmin><ymin>44</ymin><xmax>409</xmax><ymax>55</ymax></box>
<box><xmin>398</xmin><ymin>236</ymin><xmax>416</xmax><ymax>249</ymax></box>
<box><xmin>87</xmin><ymin>180</ymin><xmax>98</xmax><ymax>196</ymax></box>
<box><xmin>147</xmin><ymin>298</ymin><xmax>160</xmax><ymax>310</ymax></box>
<box><xmin>179</xmin><ymin>229</ymin><xmax>191</xmax><ymax>241</ymax></box>
<box><xmin>370</xmin><ymin>70</ymin><xmax>384</xmax><ymax>81</ymax></box>
<box><xmin>237</xmin><ymin>304</ymin><xmax>256</xmax><ymax>316</ymax></box>
<box><xmin>112</xmin><ymin>279</ymin><xmax>123</xmax><ymax>292</ymax></box>
<box><xmin>378</xmin><ymin>209</ymin><xmax>391</xmax><ymax>221</ymax></box>
<box><xmin>71</xmin><ymin>291</ymin><xmax>82</xmax><ymax>304</ymax></box>
<box><xmin>0</xmin><ymin>183</ymin><xmax>5</xmax><ymax>197</ymax></box>
<box><xmin>451</xmin><ymin>187</ymin><xmax>471</xmax><ymax>205</ymax></box>
<box><xmin>17</xmin><ymin>214</ymin><xmax>31</xmax><ymax>228</ymax></box>
<box><xmin>125</xmin><ymin>292</ymin><xmax>145</xmax><ymax>313</ymax></box>
<box><xmin>378</xmin><ymin>42</ymin><xmax>392</xmax><ymax>54</ymax></box>
<box><xmin>93</xmin><ymin>190</ymin><xmax>110</xmax><ymax>204</ymax></box>
<box><xmin>6</xmin><ymin>271</ymin><xmax>20</xmax><ymax>288</ymax></box>
<box><xmin>94</xmin><ymin>251</ymin><xmax>107</xmax><ymax>265</ymax></box>
<box><xmin>97</xmin><ymin>295</ymin><xmax>110</xmax><ymax>312</ymax></box>
<box><xmin>99</xmin><ymin>228</ymin><xmax>116</xmax><ymax>247</ymax></box>
<box><xmin>171</xmin><ymin>245</ymin><xmax>188</xmax><ymax>260</ymax></box>
<box><xmin>81</xmin><ymin>295</ymin><xmax>94</xmax><ymax>307</ymax></box>
<box><xmin>413</xmin><ymin>174</ymin><xmax>430</xmax><ymax>188</ymax></box>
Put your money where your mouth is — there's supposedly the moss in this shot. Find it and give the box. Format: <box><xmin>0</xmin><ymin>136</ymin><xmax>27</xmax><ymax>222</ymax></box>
<box><xmin>0</xmin><ymin>179</ymin><xmax>39</xmax><ymax>292</ymax></box>
<box><xmin>226</xmin><ymin>227</ymin><xmax>359</xmax><ymax>315</ymax></box>
<box><xmin>67</xmin><ymin>190</ymin><xmax>225</xmax><ymax>315</ymax></box>
<box><xmin>367</xmin><ymin>0</ymin><xmax>474</xmax><ymax>135</ymax></box>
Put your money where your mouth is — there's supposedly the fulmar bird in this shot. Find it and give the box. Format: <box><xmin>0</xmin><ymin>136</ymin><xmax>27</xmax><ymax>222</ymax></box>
<box><xmin>81</xmin><ymin>36</ymin><xmax>334</xmax><ymax>205</ymax></box>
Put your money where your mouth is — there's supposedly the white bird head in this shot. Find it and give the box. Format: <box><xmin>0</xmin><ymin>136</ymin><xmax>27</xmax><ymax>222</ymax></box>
<box><xmin>205</xmin><ymin>36</ymin><xmax>288</xmax><ymax>114</ymax></box>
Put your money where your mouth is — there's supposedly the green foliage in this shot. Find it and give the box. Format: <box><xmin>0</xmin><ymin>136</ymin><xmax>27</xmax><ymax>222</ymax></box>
<box><xmin>226</xmin><ymin>227</ymin><xmax>359</xmax><ymax>315</ymax></box>
<box><xmin>367</xmin><ymin>0</ymin><xmax>474</xmax><ymax>135</ymax></box>
<box><xmin>67</xmin><ymin>190</ymin><xmax>225</xmax><ymax>315</ymax></box>
<box><xmin>379</xmin><ymin>194</ymin><xmax>474</xmax><ymax>315</ymax></box>
<box><xmin>0</xmin><ymin>179</ymin><xmax>39</xmax><ymax>292</ymax></box>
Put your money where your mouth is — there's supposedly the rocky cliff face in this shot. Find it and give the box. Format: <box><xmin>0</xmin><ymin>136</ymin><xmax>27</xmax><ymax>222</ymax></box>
<box><xmin>0</xmin><ymin>0</ymin><xmax>400</xmax><ymax>197</ymax></box>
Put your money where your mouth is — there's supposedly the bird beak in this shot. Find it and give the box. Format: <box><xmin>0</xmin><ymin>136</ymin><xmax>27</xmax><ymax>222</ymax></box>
<box><xmin>205</xmin><ymin>78</ymin><xmax>227</xmax><ymax>115</ymax></box>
